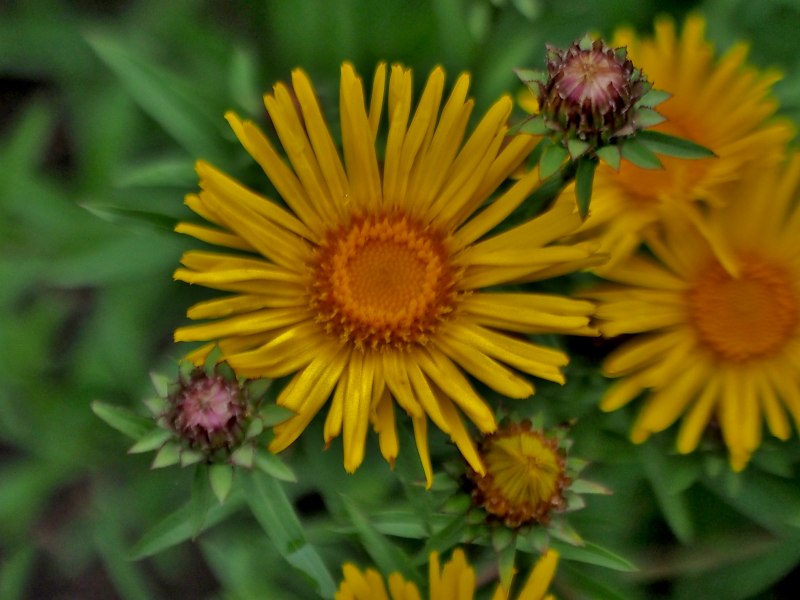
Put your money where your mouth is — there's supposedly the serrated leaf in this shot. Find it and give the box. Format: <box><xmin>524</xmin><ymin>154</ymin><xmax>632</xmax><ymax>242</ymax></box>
<box><xmin>151</xmin><ymin>443</ymin><xmax>181</xmax><ymax>469</ymax></box>
<box><xmin>129</xmin><ymin>491</ymin><xmax>242</xmax><ymax>560</ymax></box>
<box><xmin>241</xmin><ymin>470</ymin><xmax>336</xmax><ymax>598</ymax></box>
<box><xmin>539</xmin><ymin>143</ymin><xmax>568</xmax><ymax>179</ymax></box>
<box><xmin>91</xmin><ymin>401</ymin><xmax>153</xmax><ymax>440</ymax></box>
<box><xmin>620</xmin><ymin>138</ymin><xmax>663</xmax><ymax>169</ymax></box>
<box><xmin>637</xmin><ymin>130</ymin><xmax>716</xmax><ymax>159</ymax></box>
<box><xmin>340</xmin><ymin>495</ymin><xmax>418</xmax><ymax>586</ymax></box>
<box><xmin>209</xmin><ymin>464</ymin><xmax>234</xmax><ymax>504</ymax></box>
<box><xmin>128</xmin><ymin>428</ymin><xmax>172</xmax><ymax>454</ymax></box>
<box><xmin>634</xmin><ymin>107</ymin><xmax>666</xmax><ymax>128</ymax></box>
<box><xmin>552</xmin><ymin>541</ymin><xmax>636</xmax><ymax>572</ymax></box>
<box><xmin>575</xmin><ymin>157</ymin><xmax>597</xmax><ymax>219</ymax></box>
<box><xmin>595</xmin><ymin>145</ymin><xmax>621</xmax><ymax>170</ymax></box>
<box><xmin>254</xmin><ymin>451</ymin><xmax>297</xmax><ymax>483</ymax></box>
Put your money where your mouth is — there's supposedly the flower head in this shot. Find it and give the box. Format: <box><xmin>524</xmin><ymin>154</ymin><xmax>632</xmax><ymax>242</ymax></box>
<box><xmin>166</xmin><ymin>367</ymin><xmax>246</xmax><ymax>452</ymax></box>
<box><xmin>570</xmin><ymin>14</ymin><xmax>794</xmax><ymax>267</ymax></box>
<box><xmin>587</xmin><ymin>154</ymin><xmax>800</xmax><ymax>470</ymax></box>
<box><xmin>538</xmin><ymin>37</ymin><xmax>649</xmax><ymax>145</ymax></box>
<box><xmin>468</xmin><ymin>421</ymin><xmax>570</xmax><ymax>527</ymax></box>
<box><xmin>174</xmin><ymin>63</ymin><xmax>599</xmax><ymax>485</ymax></box>
<box><xmin>336</xmin><ymin>547</ymin><xmax>558</xmax><ymax>600</ymax></box>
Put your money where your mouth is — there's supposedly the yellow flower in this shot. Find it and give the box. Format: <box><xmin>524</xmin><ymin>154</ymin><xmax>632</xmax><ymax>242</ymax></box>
<box><xmin>587</xmin><ymin>155</ymin><xmax>800</xmax><ymax>470</ymax></box>
<box><xmin>571</xmin><ymin>14</ymin><xmax>794</xmax><ymax>267</ymax></box>
<box><xmin>174</xmin><ymin>63</ymin><xmax>599</xmax><ymax>485</ymax></box>
<box><xmin>335</xmin><ymin>548</ymin><xmax>558</xmax><ymax>600</ymax></box>
<box><xmin>469</xmin><ymin>421</ymin><xmax>569</xmax><ymax>527</ymax></box>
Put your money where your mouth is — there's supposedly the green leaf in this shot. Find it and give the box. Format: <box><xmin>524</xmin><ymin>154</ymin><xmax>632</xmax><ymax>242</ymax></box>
<box><xmin>539</xmin><ymin>144</ymin><xmax>568</xmax><ymax>179</ymax></box>
<box><xmin>511</xmin><ymin>116</ymin><xmax>548</xmax><ymax>136</ymax></box>
<box><xmin>514</xmin><ymin>68</ymin><xmax>546</xmax><ymax>85</ymax></box>
<box><xmin>209</xmin><ymin>464</ymin><xmax>235</xmax><ymax>504</ymax></box>
<box><xmin>417</xmin><ymin>513</ymin><xmax>467</xmax><ymax>564</ymax></box>
<box><xmin>595</xmin><ymin>145</ymin><xmax>621</xmax><ymax>170</ymax></box>
<box><xmin>567</xmin><ymin>138</ymin><xmax>590</xmax><ymax>159</ymax></box>
<box><xmin>151</xmin><ymin>442</ymin><xmax>181</xmax><ymax>469</ymax></box>
<box><xmin>259</xmin><ymin>404</ymin><xmax>295</xmax><ymax>427</ymax></box>
<box><xmin>633</xmin><ymin>107</ymin><xmax>666</xmax><ymax>128</ymax></box>
<box><xmin>637</xmin><ymin>130</ymin><xmax>717</xmax><ymax>159</ymax></box>
<box><xmin>620</xmin><ymin>138</ymin><xmax>663</xmax><ymax>169</ymax></box>
<box><xmin>551</xmin><ymin>541</ymin><xmax>637</xmax><ymax>572</ymax></box>
<box><xmin>128</xmin><ymin>428</ymin><xmax>172</xmax><ymax>454</ymax></box>
<box><xmin>340</xmin><ymin>495</ymin><xmax>418</xmax><ymax>586</ymax></box>
<box><xmin>548</xmin><ymin>518</ymin><xmax>585</xmax><ymax>547</ymax></box>
<box><xmin>80</xmin><ymin>202</ymin><xmax>178</xmax><ymax>233</ymax></box>
<box><xmin>242</xmin><ymin>470</ymin><xmax>336</xmax><ymax>599</ymax></box>
<box><xmin>0</xmin><ymin>546</ymin><xmax>35</xmax><ymax>600</ymax></box>
<box><xmin>231</xmin><ymin>444</ymin><xmax>255</xmax><ymax>469</ymax></box>
<box><xmin>575</xmin><ymin>157</ymin><xmax>597</xmax><ymax>219</ymax></box>
<box><xmin>85</xmin><ymin>33</ymin><xmax>226</xmax><ymax>163</ymax></box>
<box><xmin>190</xmin><ymin>464</ymin><xmax>213</xmax><ymax>537</ymax></box>
<box><xmin>254</xmin><ymin>451</ymin><xmax>297</xmax><ymax>483</ymax></box>
<box><xmin>227</xmin><ymin>47</ymin><xmax>262</xmax><ymax>116</ymax></box>
<box><xmin>115</xmin><ymin>156</ymin><xmax>197</xmax><ymax>188</ymax></box>
<box><xmin>91</xmin><ymin>401</ymin><xmax>153</xmax><ymax>440</ymax></box>
<box><xmin>129</xmin><ymin>492</ymin><xmax>243</xmax><ymax>560</ymax></box>
<box><xmin>640</xmin><ymin>443</ymin><xmax>695</xmax><ymax>543</ymax></box>
<box><xmin>637</xmin><ymin>88</ymin><xmax>671</xmax><ymax>108</ymax></box>
<box><xmin>568</xmin><ymin>479</ymin><xmax>612</xmax><ymax>495</ymax></box>
<box><xmin>498</xmin><ymin>540</ymin><xmax>517</xmax><ymax>591</ymax></box>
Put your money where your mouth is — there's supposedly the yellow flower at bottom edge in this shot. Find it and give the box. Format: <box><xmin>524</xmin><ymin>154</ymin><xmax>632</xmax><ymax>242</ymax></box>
<box><xmin>336</xmin><ymin>548</ymin><xmax>558</xmax><ymax>600</ymax></box>
<box><xmin>569</xmin><ymin>14</ymin><xmax>795</xmax><ymax>268</ymax></box>
<box><xmin>173</xmin><ymin>62</ymin><xmax>600</xmax><ymax>486</ymax></box>
<box><xmin>586</xmin><ymin>154</ymin><xmax>800</xmax><ymax>470</ymax></box>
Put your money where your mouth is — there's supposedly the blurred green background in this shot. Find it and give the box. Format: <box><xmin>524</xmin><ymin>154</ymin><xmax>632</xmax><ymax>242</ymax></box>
<box><xmin>2</xmin><ymin>0</ymin><xmax>800</xmax><ymax>598</ymax></box>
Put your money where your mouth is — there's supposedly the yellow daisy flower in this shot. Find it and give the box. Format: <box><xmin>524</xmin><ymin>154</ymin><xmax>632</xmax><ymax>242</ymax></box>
<box><xmin>336</xmin><ymin>548</ymin><xmax>558</xmax><ymax>600</ymax></box>
<box><xmin>572</xmin><ymin>14</ymin><xmax>794</xmax><ymax>267</ymax></box>
<box><xmin>174</xmin><ymin>63</ymin><xmax>599</xmax><ymax>485</ymax></box>
<box><xmin>587</xmin><ymin>155</ymin><xmax>800</xmax><ymax>470</ymax></box>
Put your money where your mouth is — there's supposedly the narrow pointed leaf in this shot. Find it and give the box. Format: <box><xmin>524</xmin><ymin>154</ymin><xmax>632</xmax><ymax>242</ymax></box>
<box><xmin>209</xmin><ymin>464</ymin><xmax>234</xmax><ymax>504</ymax></box>
<box><xmin>81</xmin><ymin>203</ymin><xmax>178</xmax><ymax>232</ymax></box>
<box><xmin>637</xmin><ymin>130</ymin><xmax>716</xmax><ymax>159</ymax></box>
<box><xmin>340</xmin><ymin>495</ymin><xmax>418</xmax><ymax>586</ymax></box>
<box><xmin>640</xmin><ymin>444</ymin><xmax>694</xmax><ymax>543</ymax></box>
<box><xmin>514</xmin><ymin>68</ymin><xmax>546</xmax><ymax>85</ymax></box>
<box><xmin>151</xmin><ymin>443</ymin><xmax>181</xmax><ymax>469</ymax></box>
<box><xmin>575</xmin><ymin>157</ymin><xmax>597</xmax><ymax>219</ymax></box>
<box><xmin>551</xmin><ymin>541</ymin><xmax>636</xmax><ymax>571</ymax></box>
<box><xmin>511</xmin><ymin>116</ymin><xmax>548</xmax><ymax>136</ymax></box>
<box><xmin>128</xmin><ymin>492</ymin><xmax>242</xmax><ymax>560</ymax></box>
<box><xmin>190</xmin><ymin>464</ymin><xmax>212</xmax><ymax>537</ymax></box>
<box><xmin>242</xmin><ymin>470</ymin><xmax>336</xmax><ymax>598</ymax></box>
<box><xmin>498</xmin><ymin>541</ymin><xmax>517</xmax><ymax>591</ymax></box>
<box><xmin>128</xmin><ymin>428</ymin><xmax>172</xmax><ymax>454</ymax></box>
<box><xmin>620</xmin><ymin>138</ymin><xmax>663</xmax><ymax>169</ymax></box>
<box><xmin>92</xmin><ymin>401</ymin><xmax>153</xmax><ymax>440</ymax></box>
<box><xmin>596</xmin><ymin>145</ymin><xmax>621</xmax><ymax>170</ymax></box>
<box><xmin>254</xmin><ymin>451</ymin><xmax>297</xmax><ymax>483</ymax></box>
<box><xmin>633</xmin><ymin>107</ymin><xmax>666</xmax><ymax>128</ymax></box>
<box><xmin>567</xmin><ymin>138</ymin><xmax>590</xmax><ymax>159</ymax></box>
<box><xmin>539</xmin><ymin>144</ymin><xmax>569</xmax><ymax>179</ymax></box>
<box><xmin>637</xmin><ymin>88</ymin><xmax>671</xmax><ymax>108</ymax></box>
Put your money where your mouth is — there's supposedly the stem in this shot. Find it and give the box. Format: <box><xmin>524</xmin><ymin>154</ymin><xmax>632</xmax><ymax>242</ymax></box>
<box><xmin>526</xmin><ymin>159</ymin><xmax>579</xmax><ymax>216</ymax></box>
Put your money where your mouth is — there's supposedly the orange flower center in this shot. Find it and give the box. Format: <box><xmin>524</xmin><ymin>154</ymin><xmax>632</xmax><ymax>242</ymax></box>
<box><xmin>688</xmin><ymin>256</ymin><xmax>798</xmax><ymax>362</ymax></box>
<box><xmin>310</xmin><ymin>212</ymin><xmax>459</xmax><ymax>350</ymax></box>
<box><xmin>469</xmin><ymin>423</ymin><xmax>569</xmax><ymax>527</ymax></box>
